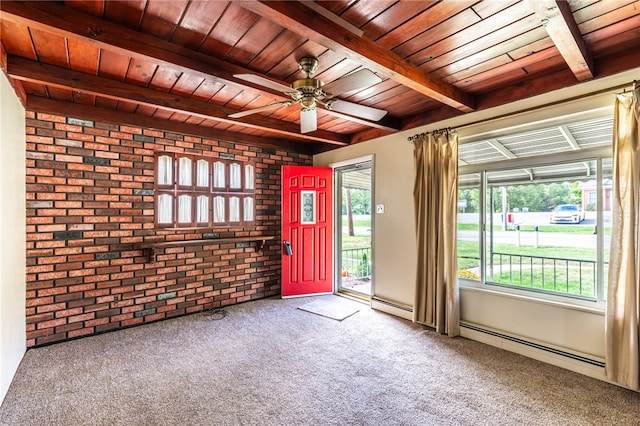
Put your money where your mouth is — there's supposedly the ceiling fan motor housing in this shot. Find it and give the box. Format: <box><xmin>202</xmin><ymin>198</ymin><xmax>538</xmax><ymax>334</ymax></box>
<box><xmin>292</xmin><ymin>78</ymin><xmax>324</xmax><ymax>109</ymax></box>
<box><xmin>292</xmin><ymin>56</ymin><xmax>325</xmax><ymax>110</ymax></box>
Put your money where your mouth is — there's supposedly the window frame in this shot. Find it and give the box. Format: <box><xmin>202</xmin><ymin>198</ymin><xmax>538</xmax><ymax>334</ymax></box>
<box><xmin>458</xmin><ymin>146</ymin><xmax>611</xmax><ymax>307</ymax></box>
<box><xmin>154</xmin><ymin>153</ymin><xmax>255</xmax><ymax>229</ymax></box>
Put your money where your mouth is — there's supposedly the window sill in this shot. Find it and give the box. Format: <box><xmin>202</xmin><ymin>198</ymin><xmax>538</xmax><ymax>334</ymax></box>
<box><xmin>459</xmin><ymin>279</ymin><xmax>605</xmax><ymax>316</ymax></box>
<box><xmin>138</xmin><ymin>235</ymin><xmax>276</xmax><ymax>262</ymax></box>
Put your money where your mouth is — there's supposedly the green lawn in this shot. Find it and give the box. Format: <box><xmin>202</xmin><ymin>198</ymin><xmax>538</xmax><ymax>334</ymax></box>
<box><xmin>341</xmin><ymin>235</ymin><xmax>371</xmax><ymax>249</ymax></box>
<box><xmin>490</xmin><ymin>263</ymin><xmax>596</xmax><ymax>298</ymax></box>
<box><xmin>341</xmin><ymin>216</ymin><xmax>371</xmax><ymax>228</ymax></box>
<box><xmin>457</xmin><ymin>240</ymin><xmax>600</xmax><ymax>267</ymax></box>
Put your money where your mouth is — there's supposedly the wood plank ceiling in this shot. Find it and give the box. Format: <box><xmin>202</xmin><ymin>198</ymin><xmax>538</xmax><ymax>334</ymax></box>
<box><xmin>1</xmin><ymin>0</ymin><xmax>639</xmax><ymax>154</ymax></box>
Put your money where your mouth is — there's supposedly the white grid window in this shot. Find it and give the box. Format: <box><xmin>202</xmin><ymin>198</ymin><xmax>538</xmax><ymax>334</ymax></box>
<box><xmin>155</xmin><ymin>153</ymin><xmax>255</xmax><ymax>228</ymax></box>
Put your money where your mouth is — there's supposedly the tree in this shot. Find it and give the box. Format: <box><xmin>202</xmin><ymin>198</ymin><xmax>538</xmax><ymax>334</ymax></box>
<box><xmin>342</xmin><ymin>188</ymin><xmax>371</xmax><ymax>215</ymax></box>
<box><xmin>507</xmin><ymin>185</ymin><xmax>547</xmax><ymax>211</ymax></box>
<box><xmin>458</xmin><ymin>188</ymin><xmax>480</xmax><ymax>213</ymax></box>
<box><xmin>546</xmin><ymin>182</ymin><xmax>574</xmax><ymax>210</ymax></box>
<box><xmin>478</xmin><ymin>181</ymin><xmax>583</xmax><ymax>213</ymax></box>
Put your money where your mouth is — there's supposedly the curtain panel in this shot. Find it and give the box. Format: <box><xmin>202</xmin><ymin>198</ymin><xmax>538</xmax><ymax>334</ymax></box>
<box><xmin>412</xmin><ymin>130</ymin><xmax>460</xmax><ymax>337</ymax></box>
<box><xmin>605</xmin><ymin>84</ymin><xmax>640</xmax><ymax>391</ymax></box>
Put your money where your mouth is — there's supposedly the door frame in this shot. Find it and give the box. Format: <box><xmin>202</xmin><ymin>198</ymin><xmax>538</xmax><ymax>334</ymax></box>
<box><xmin>329</xmin><ymin>155</ymin><xmax>375</xmax><ymax>300</ymax></box>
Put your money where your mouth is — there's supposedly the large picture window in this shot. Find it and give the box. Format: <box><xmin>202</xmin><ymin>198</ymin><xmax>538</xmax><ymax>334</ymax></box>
<box><xmin>457</xmin><ymin>115</ymin><xmax>613</xmax><ymax>304</ymax></box>
<box><xmin>155</xmin><ymin>153</ymin><xmax>255</xmax><ymax>228</ymax></box>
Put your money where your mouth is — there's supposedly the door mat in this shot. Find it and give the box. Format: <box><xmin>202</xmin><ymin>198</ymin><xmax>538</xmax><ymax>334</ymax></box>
<box><xmin>297</xmin><ymin>298</ymin><xmax>359</xmax><ymax>321</ymax></box>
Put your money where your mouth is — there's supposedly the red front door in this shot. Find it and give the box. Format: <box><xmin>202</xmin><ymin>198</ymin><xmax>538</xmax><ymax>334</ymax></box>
<box><xmin>281</xmin><ymin>166</ymin><xmax>333</xmax><ymax>297</ymax></box>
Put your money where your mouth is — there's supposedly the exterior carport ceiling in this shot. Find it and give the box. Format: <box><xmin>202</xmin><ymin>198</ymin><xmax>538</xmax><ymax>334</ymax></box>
<box><xmin>459</xmin><ymin>115</ymin><xmax>613</xmax><ymax>187</ymax></box>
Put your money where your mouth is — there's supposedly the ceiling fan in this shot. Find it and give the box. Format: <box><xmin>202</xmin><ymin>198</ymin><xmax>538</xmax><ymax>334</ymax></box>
<box><xmin>229</xmin><ymin>57</ymin><xmax>388</xmax><ymax>133</ymax></box>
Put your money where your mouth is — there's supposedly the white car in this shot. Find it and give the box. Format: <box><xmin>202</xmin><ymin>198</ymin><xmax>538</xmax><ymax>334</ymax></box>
<box><xmin>549</xmin><ymin>204</ymin><xmax>585</xmax><ymax>224</ymax></box>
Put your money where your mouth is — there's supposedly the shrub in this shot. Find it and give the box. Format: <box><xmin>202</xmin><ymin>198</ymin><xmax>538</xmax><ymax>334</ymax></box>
<box><xmin>357</xmin><ymin>252</ymin><xmax>371</xmax><ymax>277</ymax></box>
<box><xmin>458</xmin><ymin>269</ymin><xmax>480</xmax><ymax>280</ymax></box>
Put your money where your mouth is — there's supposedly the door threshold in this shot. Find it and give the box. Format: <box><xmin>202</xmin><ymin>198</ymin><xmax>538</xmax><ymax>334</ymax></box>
<box><xmin>336</xmin><ymin>288</ymin><xmax>371</xmax><ymax>303</ymax></box>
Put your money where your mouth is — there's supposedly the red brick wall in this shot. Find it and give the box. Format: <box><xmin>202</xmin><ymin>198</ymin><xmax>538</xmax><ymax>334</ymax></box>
<box><xmin>25</xmin><ymin>111</ymin><xmax>311</xmax><ymax>347</ymax></box>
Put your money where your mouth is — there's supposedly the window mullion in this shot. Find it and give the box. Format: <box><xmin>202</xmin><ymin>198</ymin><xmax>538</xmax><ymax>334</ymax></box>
<box><xmin>596</xmin><ymin>158</ymin><xmax>605</xmax><ymax>302</ymax></box>
<box><xmin>480</xmin><ymin>170</ymin><xmax>487</xmax><ymax>284</ymax></box>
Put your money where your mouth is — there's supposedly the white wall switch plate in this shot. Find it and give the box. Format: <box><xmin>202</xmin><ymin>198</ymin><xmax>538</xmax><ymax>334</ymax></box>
<box><xmin>376</xmin><ymin>204</ymin><xmax>384</xmax><ymax>214</ymax></box>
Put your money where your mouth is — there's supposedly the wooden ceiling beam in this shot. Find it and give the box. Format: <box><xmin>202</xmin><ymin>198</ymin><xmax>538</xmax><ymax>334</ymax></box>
<box><xmin>527</xmin><ymin>0</ymin><xmax>594</xmax><ymax>81</ymax></box>
<box><xmin>0</xmin><ymin>1</ymin><xmax>399</xmax><ymax>134</ymax></box>
<box><xmin>7</xmin><ymin>56</ymin><xmax>349</xmax><ymax>145</ymax></box>
<box><xmin>26</xmin><ymin>97</ymin><xmax>315</xmax><ymax>154</ymax></box>
<box><xmin>0</xmin><ymin>1</ymin><xmax>282</xmax><ymax>95</ymax></box>
<box><xmin>238</xmin><ymin>1</ymin><xmax>475</xmax><ymax>112</ymax></box>
<box><xmin>1</xmin><ymin>41</ymin><xmax>27</xmax><ymax>106</ymax></box>
<box><xmin>397</xmin><ymin>45</ymin><xmax>640</xmax><ymax>134</ymax></box>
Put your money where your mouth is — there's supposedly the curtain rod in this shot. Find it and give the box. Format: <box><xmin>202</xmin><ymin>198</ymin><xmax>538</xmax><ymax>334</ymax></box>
<box><xmin>406</xmin><ymin>80</ymin><xmax>637</xmax><ymax>142</ymax></box>
<box><xmin>407</xmin><ymin>127</ymin><xmax>454</xmax><ymax>141</ymax></box>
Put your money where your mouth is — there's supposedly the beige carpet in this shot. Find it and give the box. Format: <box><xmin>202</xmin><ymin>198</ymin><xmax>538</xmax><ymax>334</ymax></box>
<box><xmin>1</xmin><ymin>295</ymin><xmax>639</xmax><ymax>425</ymax></box>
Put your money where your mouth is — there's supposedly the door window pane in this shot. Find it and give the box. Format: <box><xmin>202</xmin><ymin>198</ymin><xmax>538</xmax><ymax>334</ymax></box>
<box><xmin>336</xmin><ymin>162</ymin><xmax>373</xmax><ymax>297</ymax></box>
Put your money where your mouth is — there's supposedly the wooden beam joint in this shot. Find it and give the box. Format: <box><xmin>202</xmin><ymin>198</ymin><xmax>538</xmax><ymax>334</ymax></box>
<box><xmin>528</xmin><ymin>0</ymin><xmax>594</xmax><ymax>81</ymax></box>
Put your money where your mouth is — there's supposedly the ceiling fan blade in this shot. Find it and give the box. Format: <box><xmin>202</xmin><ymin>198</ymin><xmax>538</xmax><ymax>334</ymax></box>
<box><xmin>300</xmin><ymin>108</ymin><xmax>317</xmax><ymax>133</ymax></box>
<box><xmin>234</xmin><ymin>74</ymin><xmax>292</xmax><ymax>94</ymax></box>
<box><xmin>322</xmin><ymin>69</ymin><xmax>382</xmax><ymax>96</ymax></box>
<box><xmin>328</xmin><ymin>99</ymin><xmax>387</xmax><ymax>121</ymax></box>
<box><xmin>228</xmin><ymin>101</ymin><xmax>291</xmax><ymax>119</ymax></box>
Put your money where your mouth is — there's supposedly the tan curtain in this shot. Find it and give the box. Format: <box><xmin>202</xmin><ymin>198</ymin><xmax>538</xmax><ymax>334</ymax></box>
<box><xmin>605</xmin><ymin>83</ymin><xmax>640</xmax><ymax>391</ymax></box>
<box><xmin>412</xmin><ymin>129</ymin><xmax>460</xmax><ymax>337</ymax></box>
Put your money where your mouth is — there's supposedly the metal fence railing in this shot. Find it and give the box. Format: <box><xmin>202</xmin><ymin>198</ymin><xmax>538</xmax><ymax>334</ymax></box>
<box><xmin>457</xmin><ymin>253</ymin><xmax>606</xmax><ymax>300</ymax></box>
<box><xmin>489</xmin><ymin>252</ymin><xmax>598</xmax><ymax>299</ymax></box>
<box><xmin>342</xmin><ymin>247</ymin><xmax>371</xmax><ymax>277</ymax></box>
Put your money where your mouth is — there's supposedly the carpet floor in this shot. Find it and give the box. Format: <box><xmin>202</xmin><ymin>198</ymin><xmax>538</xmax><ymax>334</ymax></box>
<box><xmin>1</xmin><ymin>295</ymin><xmax>639</xmax><ymax>426</ymax></box>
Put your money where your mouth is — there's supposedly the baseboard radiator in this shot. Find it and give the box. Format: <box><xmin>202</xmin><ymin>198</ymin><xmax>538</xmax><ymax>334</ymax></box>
<box><xmin>371</xmin><ymin>296</ymin><xmax>413</xmax><ymax>312</ymax></box>
<box><xmin>461</xmin><ymin>323</ymin><xmax>605</xmax><ymax>368</ymax></box>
